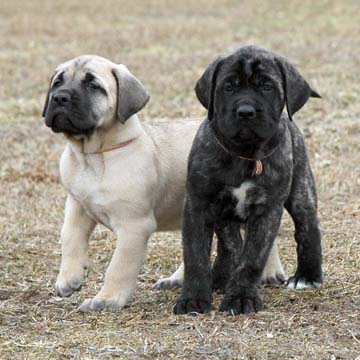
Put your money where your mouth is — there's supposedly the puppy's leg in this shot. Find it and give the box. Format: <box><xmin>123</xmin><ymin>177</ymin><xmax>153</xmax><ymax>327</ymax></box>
<box><xmin>55</xmin><ymin>195</ymin><xmax>96</xmax><ymax>297</ymax></box>
<box><xmin>212</xmin><ymin>222</ymin><xmax>243</xmax><ymax>293</ymax></box>
<box><xmin>285</xmin><ymin>169</ymin><xmax>322</xmax><ymax>290</ymax></box>
<box><xmin>162</xmin><ymin>233</ymin><xmax>286</xmax><ymax>295</ymax></box>
<box><xmin>154</xmin><ymin>236</ymin><xmax>218</xmax><ymax>290</ymax></box>
<box><xmin>220</xmin><ymin>206</ymin><xmax>283</xmax><ymax>315</ymax></box>
<box><xmin>78</xmin><ymin>216</ymin><xmax>156</xmax><ymax>312</ymax></box>
<box><xmin>261</xmin><ymin>239</ymin><xmax>286</xmax><ymax>285</ymax></box>
<box><xmin>154</xmin><ymin>262</ymin><xmax>184</xmax><ymax>290</ymax></box>
<box><xmin>213</xmin><ymin>228</ymin><xmax>286</xmax><ymax>289</ymax></box>
<box><xmin>173</xmin><ymin>197</ymin><xmax>214</xmax><ymax>314</ymax></box>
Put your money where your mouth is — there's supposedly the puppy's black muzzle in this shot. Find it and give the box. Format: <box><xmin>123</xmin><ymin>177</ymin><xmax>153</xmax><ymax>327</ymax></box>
<box><xmin>45</xmin><ymin>90</ymin><xmax>71</xmax><ymax>130</ymax></box>
<box><xmin>220</xmin><ymin>90</ymin><xmax>278</xmax><ymax>141</ymax></box>
<box><xmin>44</xmin><ymin>90</ymin><xmax>95</xmax><ymax>135</ymax></box>
<box><xmin>220</xmin><ymin>98</ymin><xmax>263</xmax><ymax>140</ymax></box>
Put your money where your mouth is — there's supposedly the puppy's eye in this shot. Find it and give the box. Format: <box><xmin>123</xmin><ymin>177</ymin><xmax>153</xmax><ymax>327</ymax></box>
<box><xmin>83</xmin><ymin>73</ymin><xmax>103</xmax><ymax>91</ymax></box>
<box><xmin>224</xmin><ymin>79</ymin><xmax>240</xmax><ymax>93</ymax></box>
<box><xmin>52</xmin><ymin>79</ymin><xmax>62</xmax><ymax>88</ymax></box>
<box><xmin>262</xmin><ymin>82</ymin><xmax>273</xmax><ymax>91</ymax></box>
<box><xmin>87</xmin><ymin>81</ymin><xmax>101</xmax><ymax>90</ymax></box>
<box><xmin>83</xmin><ymin>78</ymin><xmax>106</xmax><ymax>95</ymax></box>
<box><xmin>223</xmin><ymin>82</ymin><xmax>233</xmax><ymax>92</ymax></box>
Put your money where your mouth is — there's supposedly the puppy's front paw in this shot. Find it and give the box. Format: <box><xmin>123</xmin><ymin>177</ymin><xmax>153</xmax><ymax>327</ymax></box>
<box><xmin>173</xmin><ymin>294</ymin><xmax>212</xmax><ymax>315</ymax></box>
<box><xmin>78</xmin><ymin>293</ymin><xmax>129</xmax><ymax>313</ymax></box>
<box><xmin>55</xmin><ymin>270</ymin><xmax>85</xmax><ymax>297</ymax></box>
<box><xmin>220</xmin><ymin>287</ymin><xmax>263</xmax><ymax>315</ymax></box>
<box><xmin>286</xmin><ymin>276</ymin><xmax>322</xmax><ymax>290</ymax></box>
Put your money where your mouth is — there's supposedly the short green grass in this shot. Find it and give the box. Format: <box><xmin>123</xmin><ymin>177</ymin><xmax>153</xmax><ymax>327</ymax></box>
<box><xmin>0</xmin><ymin>1</ymin><xmax>359</xmax><ymax>359</ymax></box>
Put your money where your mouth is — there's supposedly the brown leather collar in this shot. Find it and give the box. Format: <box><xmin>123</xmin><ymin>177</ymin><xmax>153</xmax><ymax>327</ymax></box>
<box><xmin>81</xmin><ymin>138</ymin><xmax>136</xmax><ymax>155</ymax></box>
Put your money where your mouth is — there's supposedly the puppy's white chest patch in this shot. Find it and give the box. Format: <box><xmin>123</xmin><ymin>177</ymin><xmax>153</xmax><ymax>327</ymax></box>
<box><xmin>232</xmin><ymin>181</ymin><xmax>255</xmax><ymax>218</ymax></box>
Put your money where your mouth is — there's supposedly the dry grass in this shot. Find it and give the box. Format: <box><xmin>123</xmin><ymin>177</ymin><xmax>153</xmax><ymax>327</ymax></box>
<box><xmin>0</xmin><ymin>0</ymin><xmax>359</xmax><ymax>359</ymax></box>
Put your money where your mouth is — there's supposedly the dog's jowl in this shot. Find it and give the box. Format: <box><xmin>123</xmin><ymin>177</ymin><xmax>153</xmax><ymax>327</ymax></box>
<box><xmin>174</xmin><ymin>46</ymin><xmax>322</xmax><ymax>315</ymax></box>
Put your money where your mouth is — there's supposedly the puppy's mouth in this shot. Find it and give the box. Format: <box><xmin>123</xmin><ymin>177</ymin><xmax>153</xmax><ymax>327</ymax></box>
<box><xmin>231</xmin><ymin>127</ymin><xmax>254</xmax><ymax>138</ymax></box>
<box><xmin>45</xmin><ymin>112</ymin><xmax>95</xmax><ymax>135</ymax></box>
<box><xmin>229</xmin><ymin>119</ymin><xmax>275</xmax><ymax>142</ymax></box>
<box><xmin>226</xmin><ymin>127</ymin><xmax>261</xmax><ymax>144</ymax></box>
<box><xmin>49</xmin><ymin>113</ymin><xmax>69</xmax><ymax>133</ymax></box>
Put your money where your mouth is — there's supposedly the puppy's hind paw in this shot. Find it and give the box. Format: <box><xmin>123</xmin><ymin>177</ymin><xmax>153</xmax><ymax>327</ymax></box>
<box><xmin>154</xmin><ymin>277</ymin><xmax>183</xmax><ymax>290</ymax></box>
<box><xmin>261</xmin><ymin>272</ymin><xmax>287</xmax><ymax>287</ymax></box>
<box><xmin>286</xmin><ymin>276</ymin><xmax>321</xmax><ymax>290</ymax></box>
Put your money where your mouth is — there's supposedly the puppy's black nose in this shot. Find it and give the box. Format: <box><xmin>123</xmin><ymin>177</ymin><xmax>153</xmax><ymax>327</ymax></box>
<box><xmin>53</xmin><ymin>92</ymin><xmax>70</xmax><ymax>106</ymax></box>
<box><xmin>236</xmin><ymin>105</ymin><xmax>256</xmax><ymax>120</ymax></box>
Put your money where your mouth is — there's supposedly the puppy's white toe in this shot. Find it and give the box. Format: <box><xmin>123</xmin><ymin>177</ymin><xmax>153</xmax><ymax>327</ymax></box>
<box><xmin>286</xmin><ymin>276</ymin><xmax>321</xmax><ymax>290</ymax></box>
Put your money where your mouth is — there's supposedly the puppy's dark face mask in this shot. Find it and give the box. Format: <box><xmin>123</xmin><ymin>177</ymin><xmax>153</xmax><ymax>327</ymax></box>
<box><xmin>43</xmin><ymin>70</ymin><xmax>106</xmax><ymax>136</ymax></box>
<box><xmin>214</xmin><ymin>57</ymin><xmax>284</xmax><ymax>143</ymax></box>
<box><xmin>195</xmin><ymin>46</ymin><xmax>320</xmax><ymax>146</ymax></box>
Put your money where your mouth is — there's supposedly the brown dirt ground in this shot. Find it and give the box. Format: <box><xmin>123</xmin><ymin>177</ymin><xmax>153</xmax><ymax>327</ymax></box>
<box><xmin>0</xmin><ymin>1</ymin><xmax>359</xmax><ymax>359</ymax></box>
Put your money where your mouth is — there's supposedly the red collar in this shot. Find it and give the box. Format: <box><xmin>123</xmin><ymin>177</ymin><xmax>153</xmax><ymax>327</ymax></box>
<box><xmin>81</xmin><ymin>138</ymin><xmax>136</xmax><ymax>155</ymax></box>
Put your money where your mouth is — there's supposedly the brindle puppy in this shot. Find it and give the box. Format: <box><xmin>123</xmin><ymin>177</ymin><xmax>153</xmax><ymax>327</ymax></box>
<box><xmin>174</xmin><ymin>46</ymin><xmax>322</xmax><ymax>315</ymax></box>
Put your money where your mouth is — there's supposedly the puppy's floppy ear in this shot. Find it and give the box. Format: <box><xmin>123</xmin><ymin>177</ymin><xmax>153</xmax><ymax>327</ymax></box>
<box><xmin>112</xmin><ymin>65</ymin><xmax>150</xmax><ymax>124</ymax></box>
<box><xmin>275</xmin><ymin>56</ymin><xmax>321</xmax><ymax>121</ymax></box>
<box><xmin>195</xmin><ymin>55</ymin><xmax>225</xmax><ymax>120</ymax></box>
<box><xmin>42</xmin><ymin>72</ymin><xmax>56</xmax><ymax>117</ymax></box>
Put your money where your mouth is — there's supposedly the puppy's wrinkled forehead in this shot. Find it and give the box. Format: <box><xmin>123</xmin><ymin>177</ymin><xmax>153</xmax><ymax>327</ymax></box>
<box><xmin>53</xmin><ymin>55</ymin><xmax>115</xmax><ymax>87</ymax></box>
<box><xmin>221</xmin><ymin>48</ymin><xmax>281</xmax><ymax>82</ymax></box>
<box><xmin>229</xmin><ymin>57</ymin><xmax>258</xmax><ymax>83</ymax></box>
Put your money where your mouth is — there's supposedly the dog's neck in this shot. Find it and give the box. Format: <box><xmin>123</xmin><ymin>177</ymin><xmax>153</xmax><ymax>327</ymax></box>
<box><xmin>66</xmin><ymin>115</ymin><xmax>143</xmax><ymax>155</ymax></box>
